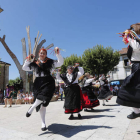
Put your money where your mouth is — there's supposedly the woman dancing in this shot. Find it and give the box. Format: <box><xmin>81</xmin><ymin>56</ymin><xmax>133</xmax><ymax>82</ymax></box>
<box><xmin>98</xmin><ymin>74</ymin><xmax>113</xmax><ymax>106</ymax></box>
<box><xmin>80</xmin><ymin>73</ymin><xmax>100</xmax><ymax>111</ymax></box>
<box><xmin>56</xmin><ymin>64</ymin><xmax>84</xmax><ymax>120</ymax></box>
<box><xmin>22</xmin><ymin>47</ymin><xmax>64</xmax><ymax>131</ymax></box>
<box><xmin>117</xmin><ymin>23</ymin><xmax>140</xmax><ymax>119</ymax></box>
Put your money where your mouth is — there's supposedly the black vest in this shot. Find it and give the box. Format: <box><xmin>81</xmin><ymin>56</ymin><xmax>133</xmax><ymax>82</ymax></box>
<box><xmin>60</xmin><ymin>72</ymin><xmax>78</xmax><ymax>86</ymax></box>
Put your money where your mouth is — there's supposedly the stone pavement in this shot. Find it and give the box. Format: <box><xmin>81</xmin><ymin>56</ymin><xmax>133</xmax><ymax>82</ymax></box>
<box><xmin>0</xmin><ymin>96</ymin><xmax>140</xmax><ymax>140</ymax></box>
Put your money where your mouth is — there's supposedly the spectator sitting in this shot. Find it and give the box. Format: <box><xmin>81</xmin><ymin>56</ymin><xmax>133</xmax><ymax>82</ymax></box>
<box><xmin>28</xmin><ymin>92</ymin><xmax>33</xmax><ymax>104</ymax></box>
<box><xmin>16</xmin><ymin>90</ymin><xmax>22</xmax><ymax>104</ymax></box>
<box><xmin>21</xmin><ymin>92</ymin><xmax>26</xmax><ymax>104</ymax></box>
<box><xmin>12</xmin><ymin>90</ymin><xmax>17</xmax><ymax>104</ymax></box>
<box><xmin>4</xmin><ymin>91</ymin><xmax>13</xmax><ymax>108</ymax></box>
<box><xmin>24</xmin><ymin>91</ymin><xmax>29</xmax><ymax>104</ymax></box>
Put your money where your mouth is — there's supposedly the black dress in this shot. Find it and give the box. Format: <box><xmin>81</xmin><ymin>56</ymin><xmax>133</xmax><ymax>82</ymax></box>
<box><xmin>29</xmin><ymin>59</ymin><xmax>55</xmax><ymax>111</ymax></box>
<box><xmin>116</xmin><ymin>62</ymin><xmax>140</xmax><ymax>108</ymax></box>
<box><xmin>60</xmin><ymin>72</ymin><xmax>83</xmax><ymax>113</ymax></box>
<box><xmin>98</xmin><ymin>79</ymin><xmax>113</xmax><ymax>100</ymax></box>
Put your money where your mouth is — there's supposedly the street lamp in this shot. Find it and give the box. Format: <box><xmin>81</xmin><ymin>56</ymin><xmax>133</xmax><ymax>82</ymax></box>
<box><xmin>0</xmin><ymin>7</ymin><xmax>4</xmax><ymax>13</ymax></box>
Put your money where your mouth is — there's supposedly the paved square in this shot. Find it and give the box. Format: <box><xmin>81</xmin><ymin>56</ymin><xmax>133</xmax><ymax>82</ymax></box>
<box><xmin>0</xmin><ymin>97</ymin><xmax>140</xmax><ymax>140</ymax></box>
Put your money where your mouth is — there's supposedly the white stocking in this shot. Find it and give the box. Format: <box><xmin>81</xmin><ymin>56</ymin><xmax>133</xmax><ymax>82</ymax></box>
<box><xmin>40</xmin><ymin>106</ymin><xmax>46</xmax><ymax>128</ymax></box>
<box><xmin>28</xmin><ymin>99</ymin><xmax>43</xmax><ymax>114</ymax></box>
<box><xmin>133</xmin><ymin>107</ymin><xmax>140</xmax><ymax>114</ymax></box>
<box><xmin>103</xmin><ymin>100</ymin><xmax>105</xmax><ymax>104</ymax></box>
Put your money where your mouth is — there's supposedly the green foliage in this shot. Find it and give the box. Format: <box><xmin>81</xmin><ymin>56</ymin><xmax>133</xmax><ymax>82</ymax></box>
<box><xmin>82</xmin><ymin>45</ymin><xmax>120</xmax><ymax>76</ymax></box>
<box><xmin>60</xmin><ymin>54</ymin><xmax>83</xmax><ymax>73</ymax></box>
<box><xmin>8</xmin><ymin>77</ymin><xmax>22</xmax><ymax>86</ymax></box>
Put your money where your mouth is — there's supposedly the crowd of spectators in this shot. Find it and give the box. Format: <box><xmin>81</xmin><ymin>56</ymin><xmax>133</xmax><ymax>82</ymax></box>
<box><xmin>0</xmin><ymin>89</ymin><xmax>34</xmax><ymax>108</ymax></box>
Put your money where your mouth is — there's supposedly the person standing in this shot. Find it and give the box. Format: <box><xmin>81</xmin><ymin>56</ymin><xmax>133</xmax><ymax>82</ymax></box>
<box><xmin>22</xmin><ymin>47</ymin><xmax>63</xmax><ymax>131</ymax></box>
<box><xmin>56</xmin><ymin>64</ymin><xmax>84</xmax><ymax>120</ymax></box>
<box><xmin>59</xmin><ymin>86</ymin><xmax>64</xmax><ymax>101</ymax></box>
<box><xmin>117</xmin><ymin>23</ymin><xmax>140</xmax><ymax>119</ymax></box>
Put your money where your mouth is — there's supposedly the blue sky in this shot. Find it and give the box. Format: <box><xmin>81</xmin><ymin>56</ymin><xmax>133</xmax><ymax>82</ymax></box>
<box><xmin>0</xmin><ymin>0</ymin><xmax>140</xmax><ymax>80</ymax></box>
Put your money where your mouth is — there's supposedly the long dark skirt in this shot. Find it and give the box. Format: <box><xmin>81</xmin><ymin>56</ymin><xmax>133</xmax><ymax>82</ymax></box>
<box><xmin>116</xmin><ymin>62</ymin><xmax>140</xmax><ymax>108</ymax></box>
<box><xmin>98</xmin><ymin>85</ymin><xmax>113</xmax><ymax>100</ymax></box>
<box><xmin>33</xmin><ymin>75</ymin><xmax>55</xmax><ymax>109</ymax></box>
<box><xmin>82</xmin><ymin>86</ymin><xmax>100</xmax><ymax>108</ymax></box>
<box><xmin>64</xmin><ymin>84</ymin><xmax>83</xmax><ymax>113</ymax></box>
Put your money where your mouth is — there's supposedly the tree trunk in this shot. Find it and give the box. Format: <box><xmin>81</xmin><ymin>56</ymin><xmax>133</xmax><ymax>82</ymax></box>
<box><xmin>0</xmin><ymin>35</ymin><xmax>26</xmax><ymax>93</ymax></box>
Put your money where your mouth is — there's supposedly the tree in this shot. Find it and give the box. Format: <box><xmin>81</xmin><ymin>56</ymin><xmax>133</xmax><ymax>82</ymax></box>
<box><xmin>82</xmin><ymin>45</ymin><xmax>120</xmax><ymax>77</ymax></box>
<box><xmin>60</xmin><ymin>54</ymin><xmax>83</xmax><ymax>73</ymax></box>
<box><xmin>0</xmin><ymin>26</ymin><xmax>53</xmax><ymax>92</ymax></box>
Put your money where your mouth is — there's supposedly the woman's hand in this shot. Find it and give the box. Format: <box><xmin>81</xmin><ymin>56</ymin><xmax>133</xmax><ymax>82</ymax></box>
<box><xmin>54</xmin><ymin>47</ymin><xmax>60</xmax><ymax>54</ymax></box>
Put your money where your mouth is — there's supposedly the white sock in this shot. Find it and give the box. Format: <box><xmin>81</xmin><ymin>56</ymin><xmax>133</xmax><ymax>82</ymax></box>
<box><xmin>103</xmin><ymin>100</ymin><xmax>105</xmax><ymax>104</ymax></box>
<box><xmin>133</xmin><ymin>107</ymin><xmax>140</xmax><ymax>114</ymax></box>
<box><xmin>28</xmin><ymin>99</ymin><xmax>43</xmax><ymax>114</ymax></box>
<box><xmin>40</xmin><ymin>106</ymin><xmax>46</xmax><ymax>128</ymax></box>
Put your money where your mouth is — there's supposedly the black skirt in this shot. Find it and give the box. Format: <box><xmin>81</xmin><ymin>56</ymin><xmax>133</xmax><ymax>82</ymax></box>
<box><xmin>82</xmin><ymin>86</ymin><xmax>97</xmax><ymax>100</ymax></box>
<box><xmin>98</xmin><ymin>85</ymin><xmax>113</xmax><ymax>100</ymax></box>
<box><xmin>33</xmin><ymin>75</ymin><xmax>55</xmax><ymax>107</ymax></box>
<box><xmin>64</xmin><ymin>84</ymin><xmax>81</xmax><ymax>111</ymax></box>
<box><xmin>117</xmin><ymin>62</ymin><xmax>140</xmax><ymax>108</ymax></box>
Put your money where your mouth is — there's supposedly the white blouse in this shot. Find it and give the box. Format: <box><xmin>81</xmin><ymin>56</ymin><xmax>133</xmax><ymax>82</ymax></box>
<box><xmin>128</xmin><ymin>38</ymin><xmax>140</xmax><ymax>61</ymax></box>
<box><xmin>83</xmin><ymin>78</ymin><xmax>95</xmax><ymax>87</ymax></box>
<box><xmin>56</xmin><ymin>67</ymin><xmax>84</xmax><ymax>84</ymax></box>
<box><xmin>22</xmin><ymin>54</ymin><xmax>64</xmax><ymax>77</ymax></box>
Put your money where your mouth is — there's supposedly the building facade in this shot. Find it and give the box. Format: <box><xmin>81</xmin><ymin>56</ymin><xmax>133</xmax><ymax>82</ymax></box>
<box><xmin>109</xmin><ymin>48</ymin><xmax>131</xmax><ymax>84</ymax></box>
<box><xmin>0</xmin><ymin>61</ymin><xmax>11</xmax><ymax>91</ymax></box>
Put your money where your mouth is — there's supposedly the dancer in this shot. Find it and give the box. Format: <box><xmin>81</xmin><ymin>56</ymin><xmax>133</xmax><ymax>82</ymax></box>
<box><xmin>117</xmin><ymin>23</ymin><xmax>140</xmax><ymax>119</ymax></box>
<box><xmin>80</xmin><ymin>73</ymin><xmax>100</xmax><ymax>111</ymax></box>
<box><xmin>56</xmin><ymin>64</ymin><xmax>84</xmax><ymax>120</ymax></box>
<box><xmin>98</xmin><ymin>74</ymin><xmax>113</xmax><ymax>106</ymax></box>
<box><xmin>22</xmin><ymin>47</ymin><xmax>64</xmax><ymax>131</ymax></box>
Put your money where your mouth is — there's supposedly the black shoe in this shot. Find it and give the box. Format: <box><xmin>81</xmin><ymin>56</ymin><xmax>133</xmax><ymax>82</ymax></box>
<box><xmin>106</xmin><ymin>100</ymin><xmax>108</xmax><ymax>102</ymax></box>
<box><xmin>69</xmin><ymin>114</ymin><xmax>74</xmax><ymax>120</ymax></box>
<box><xmin>127</xmin><ymin>112</ymin><xmax>140</xmax><ymax>119</ymax></box>
<box><xmin>26</xmin><ymin>112</ymin><xmax>31</xmax><ymax>117</ymax></box>
<box><xmin>26</xmin><ymin>106</ymin><xmax>32</xmax><ymax>117</ymax></box>
<box><xmin>78</xmin><ymin>114</ymin><xmax>82</xmax><ymax>119</ymax></box>
<box><xmin>103</xmin><ymin>104</ymin><xmax>105</xmax><ymax>106</ymax></box>
<box><xmin>41</xmin><ymin>127</ymin><xmax>47</xmax><ymax>131</ymax></box>
<box><xmin>84</xmin><ymin>109</ymin><xmax>88</xmax><ymax>111</ymax></box>
<box><xmin>91</xmin><ymin>108</ymin><xmax>94</xmax><ymax>110</ymax></box>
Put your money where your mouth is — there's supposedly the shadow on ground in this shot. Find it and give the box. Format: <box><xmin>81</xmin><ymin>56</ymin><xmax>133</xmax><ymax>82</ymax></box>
<box><xmin>105</xmin><ymin>104</ymin><xmax>120</xmax><ymax>106</ymax></box>
<box><xmin>137</xmin><ymin>130</ymin><xmax>140</xmax><ymax>135</ymax></box>
<box><xmin>84</xmin><ymin>109</ymin><xmax>113</xmax><ymax>112</ymax></box>
<box><xmin>39</xmin><ymin>123</ymin><xmax>113</xmax><ymax>138</ymax></box>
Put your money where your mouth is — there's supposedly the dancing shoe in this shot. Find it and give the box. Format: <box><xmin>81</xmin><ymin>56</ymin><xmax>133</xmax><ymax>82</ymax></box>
<box><xmin>106</xmin><ymin>100</ymin><xmax>108</xmax><ymax>102</ymax></box>
<box><xmin>102</xmin><ymin>104</ymin><xmax>105</xmax><ymax>106</ymax></box>
<box><xmin>78</xmin><ymin>114</ymin><xmax>82</xmax><ymax>119</ymax></box>
<box><xmin>41</xmin><ymin>127</ymin><xmax>47</xmax><ymax>131</ymax></box>
<box><xmin>127</xmin><ymin>112</ymin><xmax>140</xmax><ymax>119</ymax></box>
<box><xmin>91</xmin><ymin>108</ymin><xmax>94</xmax><ymax>110</ymax></box>
<box><xmin>26</xmin><ymin>106</ymin><xmax>32</xmax><ymax>117</ymax></box>
<box><xmin>69</xmin><ymin>114</ymin><xmax>74</xmax><ymax>120</ymax></box>
<box><xmin>84</xmin><ymin>109</ymin><xmax>88</xmax><ymax>111</ymax></box>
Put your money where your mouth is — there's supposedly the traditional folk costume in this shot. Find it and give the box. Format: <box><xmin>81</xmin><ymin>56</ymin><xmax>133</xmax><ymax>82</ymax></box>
<box><xmin>98</xmin><ymin>75</ymin><xmax>113</xmax><ymax>106</ymax></box>
<box><xmin>22</xmin><ymin>53</ymin><xmax>64</xmax><ymax>130</ymax></box>
<box><xmin>56</xmin><ymin>66</ymin><xmax>84</xmax><ymax>119</ymax></box>
<box><xmin>81</xmin><ymin>77</ymin><xmax>100</xmax><ymax>110</ymax></box>
<box><xmin>117</xmin><ymin>29</ymin><xmax>140</xmax><ymax>119</ymax></box>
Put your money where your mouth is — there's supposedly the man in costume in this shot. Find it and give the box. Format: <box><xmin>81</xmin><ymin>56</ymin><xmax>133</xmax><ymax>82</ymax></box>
<box><xmin>56</xmin><ymin>64</ymin><xmax>84</xmax><ymax>120</ymax></box>
<box><xmin>117</xmin><ymin>23</ymin><xmax>140</xmax><ymax>119</ymax></box>
<box><xmin>22</xmin><ymin>47</ymin><xmax>64</xmax><ymax>131</ymax></box>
